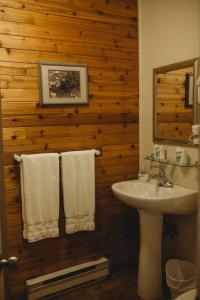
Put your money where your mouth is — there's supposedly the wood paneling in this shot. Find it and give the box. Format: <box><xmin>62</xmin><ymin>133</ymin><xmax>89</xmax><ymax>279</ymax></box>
<box><xmin>0</xmin><ymin>0</ymin><xmax>139</xmax><ymax>299</ymax></box>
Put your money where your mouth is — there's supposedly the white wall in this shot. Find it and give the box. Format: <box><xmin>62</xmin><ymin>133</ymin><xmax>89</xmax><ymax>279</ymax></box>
<box><xmin>139</xmin><ymin>0</ymin><xmax>200</xmax><ymax>189</ymax></box>
<box><xmin>139</xmin><ymin>0</ymin><xmax>200</xmax><ymax>262</ymax></box>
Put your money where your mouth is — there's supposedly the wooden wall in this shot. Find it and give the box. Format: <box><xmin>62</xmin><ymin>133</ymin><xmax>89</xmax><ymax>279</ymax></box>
<box><xmin>156</xmin><ymin>67</ymin><xmax>193</xmax><ymax>140</ymax></box>
<box><xmin>0</xmin><ymin>0</ymin><xmax>139</xmax><ymax>299</ymax></box>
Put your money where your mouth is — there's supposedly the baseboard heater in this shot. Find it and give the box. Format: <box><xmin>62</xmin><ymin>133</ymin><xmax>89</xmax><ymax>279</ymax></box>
<box><xmin>26</xmin><ymin>257</ymin><xmax>109</xmax><ymax>300</ymax></box>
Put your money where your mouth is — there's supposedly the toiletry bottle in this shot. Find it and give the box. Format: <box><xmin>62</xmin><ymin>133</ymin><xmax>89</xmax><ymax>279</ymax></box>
<box><xmin>176</xmin><ymin>147</ymin><xmax>186</xmax><ymax>165</ymax></box>
<box><xmin>159</xmin><ymin>146</ymin><xmax>165</xmax><ymax>160</ymax></box>
<box><xmin>154</xmin><ymin>145</ymin><xmax>160</xmax><ymax>160</ymax></box>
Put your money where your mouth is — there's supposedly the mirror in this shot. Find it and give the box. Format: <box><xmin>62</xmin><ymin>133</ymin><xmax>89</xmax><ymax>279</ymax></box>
<box><xmin>153</xmin><ymin>58</ymin><xmax>200</xmax><ymax>145</ymax></box>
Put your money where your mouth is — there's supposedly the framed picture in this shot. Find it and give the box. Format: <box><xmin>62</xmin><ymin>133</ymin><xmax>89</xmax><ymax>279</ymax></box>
<box><xmin>39</xmin><ymin>62</ymin><xmax>88</xmax><ymax>105</ymax></box>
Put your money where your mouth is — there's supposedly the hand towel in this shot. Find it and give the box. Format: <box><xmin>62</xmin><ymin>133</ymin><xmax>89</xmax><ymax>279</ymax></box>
<box><xmin>61</xmin><ymin>150</ymin><xmax>96</xmax><ymax>234</ymax></box>
<box><xmin>20</xmin><ymin>153</ymin><xmax>60</xmax><ymax>242</ymax></box>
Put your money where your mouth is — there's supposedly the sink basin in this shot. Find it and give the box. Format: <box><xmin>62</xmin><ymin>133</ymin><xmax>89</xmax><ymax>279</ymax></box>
<box><xmin>111</xmin><ymin>179</ymin><xmax>198</xmax><ymax>300</ymax></box>
<box><xmin>112</xmin><ymin>180</ymin><xmax>198</xmax><ymax>215</ymax></box>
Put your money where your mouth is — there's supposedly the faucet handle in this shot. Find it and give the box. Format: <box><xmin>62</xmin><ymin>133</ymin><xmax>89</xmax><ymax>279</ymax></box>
<box><xmin>152</xmin><ymin>165</ymin><xmax>165</xmax><ymax>177</ymax></box>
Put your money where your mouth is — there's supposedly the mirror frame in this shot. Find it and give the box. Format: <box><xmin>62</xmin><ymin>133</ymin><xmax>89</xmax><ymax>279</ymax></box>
<box><xmin>153</xmin><ymin>58</ymin><xmax>200</xmax><ymax>146</ymax></box>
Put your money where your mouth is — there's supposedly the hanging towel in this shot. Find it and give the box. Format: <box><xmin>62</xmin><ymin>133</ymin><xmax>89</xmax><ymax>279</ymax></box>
<box><xmin>61</xmin><ymin>150</ymin><xmax>96</xmax><ymax>234</ymax></box>
<box><xmin>20</xmin><ymin>153</ymin><xmax>60</xmax><ymax>242</ymax></box>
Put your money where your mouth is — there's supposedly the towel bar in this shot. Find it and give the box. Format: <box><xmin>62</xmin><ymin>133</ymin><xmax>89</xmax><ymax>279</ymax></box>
<box><xmin>13</xmin><ymin>148</ymin><xmax>102</xmax><ymax>163</ymax></box>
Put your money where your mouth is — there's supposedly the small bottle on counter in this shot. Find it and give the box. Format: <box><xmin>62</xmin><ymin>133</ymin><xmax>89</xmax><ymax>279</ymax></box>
<box><xmin>176</xmin><ymin>147</ymin><xmax>186</xmax><ymax>165</ymax></box>
<box><xmin>154</xmin><ymin>145</ymin><xmax>160</xmax><ymax>160</ymax></box>
<box><xmin>159</xmin><ymin>145</ymin><xmax>165</xmax><ymax>160</ymax></box>
<box><xmin>153</xmin><ymin>145</ymin><xmax>165</xmax><ymax>160</ymax></box>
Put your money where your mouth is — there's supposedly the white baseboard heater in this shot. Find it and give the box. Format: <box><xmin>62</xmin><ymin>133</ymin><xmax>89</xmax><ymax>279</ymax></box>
<box><xmin>26</xmin><ymin>257</ymin><xmax>109</xmax><ymax>300</ymax></box>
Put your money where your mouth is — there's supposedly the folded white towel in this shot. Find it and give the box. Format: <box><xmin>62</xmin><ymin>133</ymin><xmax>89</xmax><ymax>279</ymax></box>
<box><xmin>20</xmin><ymin>153</ymin><xmax>60</xmax><ymax>242</ymax></box>
<box><xmin>61</xmin><ymin>150</ymin><xmax>96</xmax><ymax>234</ymax></box>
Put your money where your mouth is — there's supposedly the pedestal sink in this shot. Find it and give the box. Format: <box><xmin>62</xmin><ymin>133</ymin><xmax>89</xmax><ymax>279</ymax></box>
<box><xmin>111</xmin><ymin>180</ymin><xmax>198</xmax><ymax>300</ymax></box>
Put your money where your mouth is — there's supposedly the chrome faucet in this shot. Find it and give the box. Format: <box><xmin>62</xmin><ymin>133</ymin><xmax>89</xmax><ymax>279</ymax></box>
<box><xmin>149</xmin><ymin>165</ymin><xmax>173</xmax><ymax>188</ymax></box>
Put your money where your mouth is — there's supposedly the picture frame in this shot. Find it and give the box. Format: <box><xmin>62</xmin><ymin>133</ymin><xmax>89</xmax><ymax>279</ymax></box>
<box><xmin>39</xmin><ymin>62</ymin><xmax>88</xmax><ymax>105</ymax></box>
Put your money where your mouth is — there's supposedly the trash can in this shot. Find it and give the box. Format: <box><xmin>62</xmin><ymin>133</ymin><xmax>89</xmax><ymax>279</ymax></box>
<box><xmin>165</xmin><ymin>259</ymin><xmax>197</xmax><ymax>299</ymax></box>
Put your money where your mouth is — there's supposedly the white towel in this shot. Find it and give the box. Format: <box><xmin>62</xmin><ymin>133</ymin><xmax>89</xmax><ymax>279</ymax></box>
<box><xmin>61</xmin><ymin>150</ymin><xmax>96</xmax><ymax>234</ymax></box>
<box><xmin>20</xmin><ymin>153</ymin><xmax>60</xmax><ymax>242</ymax></box>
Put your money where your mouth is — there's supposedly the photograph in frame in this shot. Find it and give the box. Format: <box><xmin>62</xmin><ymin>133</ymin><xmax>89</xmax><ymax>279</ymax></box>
<box><xmin>39</xmin><ymin>62</ymin><xmax>88</xmax><ymax>105</ymax></box>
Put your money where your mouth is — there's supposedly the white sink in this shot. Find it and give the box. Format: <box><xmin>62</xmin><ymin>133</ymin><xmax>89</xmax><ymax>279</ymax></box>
<box><xmin>112</xmin><ymin>180</ymin><xmax>197</xmax><ymax>215</ymax></box>
<box><xmin>111</xmin><ymin>180</ymin><xmax>198</xmax><ymax>300</ymax></box>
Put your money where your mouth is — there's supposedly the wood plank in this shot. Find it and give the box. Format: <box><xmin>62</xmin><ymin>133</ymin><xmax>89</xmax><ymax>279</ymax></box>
<box><xmin>2</xmin><ymin>113</ymin><xmax>139</xmax><ymax>127</ymax></box>
<box><xmin>43</xmin><ymin>0</ymin><xmax>138</xmax><ymax>18</ymax></box>
<box><xmin>3</xmin><ymin>132</ymin><xmax>139</xmax><ymax>153</ymax></box>
<box><xmin>0</xmin><ymin>33</ymin><xmax>137</xmax><ymax>60</ymax></box>
<box><xmin>157</xmin><ymin>102</ymin><xmax>192</xmax><ymax>112</ymax></box>
<box><xmin>0</xmin><ymin>5</ymin><xmax>137</xmax><ymax>35</ymax></box>
<box><xmin>0</xmin><ymin>0</ymin><xmax>136</xmax><ymax>26</ymax></box>
<box><xmin>155</xmin><ymin>121</ymin><xmax>192</xmax><ymax>140</ymax></box>
<box><xmin>0</xmin><ymin>20</ymin><xmax>138</xmax><ymax>49</ymax></box>
<box><xmin>157</xmin><ymin>73</ymin><xmax>185</xmax><ymax>84</ymax></box>
<box><xmin>3</xmin><ymin>137</ymin><xmax>139</xmax><ymax>165</ymax></box>
<box><xmin>156</xmin><ymin>112</ymin><xmax>193</xmax><ymax>123</ymax></box>
<box><xmin>157</xmin><ymin>84</ymin><xmax>185</xmax><ymax>95</ymax></box>
<box><xmin>0</xmin><ymin>48</ymin><xmax>138</xmax><ymax>70</ymax></box>
<box><xmin>167</xmin><ymin>67</ymin><xmax>193</xmax><ymax>75</ymax></box>
<box><xmin>0</xmin><ymin>61</ymin><xmax>39</xmax><ymax>76</ymax></box>
<box><xmin>1</xmin><ymin>93</ymin><xmax>138</xmax><ymax>102</ymax></box>
<box><xmin>2</xmin><ymin>101</ymin><xmax>139</xmax><ymax>116</ymax></box>
<box><xmin>3</xmin><ymin>123</ymin><xmax>138</xmax><ymax>140</ymax></box>
<box><xmin>0</xmin><ymin>0</ymin><xmax>137</xmax><ymax>34</ymax></box>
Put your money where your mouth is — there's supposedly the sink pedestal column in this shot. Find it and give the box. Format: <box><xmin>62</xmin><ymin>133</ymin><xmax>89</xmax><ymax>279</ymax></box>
<box><xmin>137</xmin><ymin>210</ymin><xmax>163</xmax><ymax>300</ymax></box>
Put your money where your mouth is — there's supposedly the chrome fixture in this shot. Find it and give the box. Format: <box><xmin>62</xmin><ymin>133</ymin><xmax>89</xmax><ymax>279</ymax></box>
<box><xmin>149</xmin><ymin>166</ymin><xmax>173</xmax><ymax>188</ymax></box>
<box><xmin>0</xmin><ymin>256</ymin><xmax>18</xmax><ymax>271</ymax></box>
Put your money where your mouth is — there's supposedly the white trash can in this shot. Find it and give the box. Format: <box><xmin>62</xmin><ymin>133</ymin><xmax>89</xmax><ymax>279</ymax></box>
<box><xmin>165</xmin><ymin>259</ymin><xmax>197</xmax><ymax>299</ymax></box>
